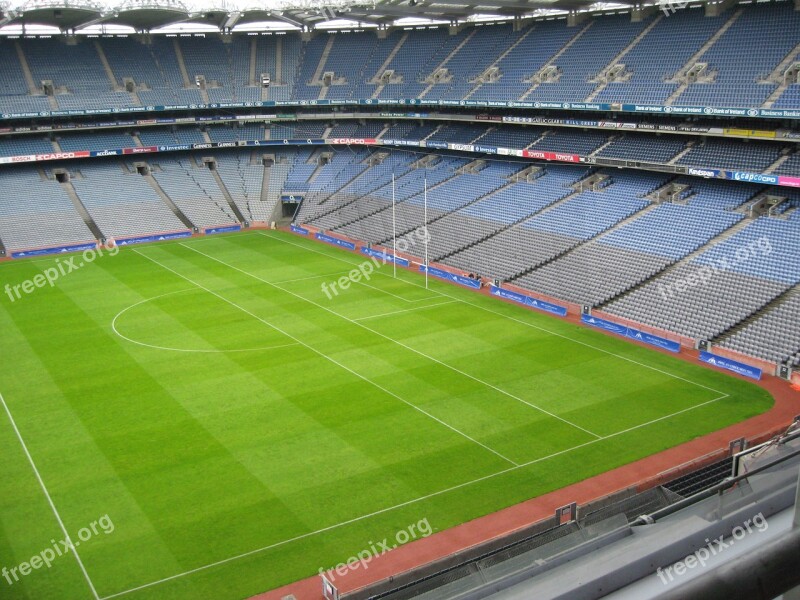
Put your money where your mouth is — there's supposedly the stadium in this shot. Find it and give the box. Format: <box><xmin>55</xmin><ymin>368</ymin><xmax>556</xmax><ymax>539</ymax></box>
<box><xmin>0</xmin><ymin>0</ymin><xmax>799</xmax><ymax>597</ymax></box>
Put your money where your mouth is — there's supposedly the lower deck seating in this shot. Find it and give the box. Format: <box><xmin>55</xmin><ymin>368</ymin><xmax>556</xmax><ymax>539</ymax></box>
<box><xmin>604</xmin><ymin>217</ymin><xmax>800</xmax><ymax>340</ymax></box>
<box><xmin>214</xmin><ymin>154</ymin><xmax>269</xmax><ymax>222</ymax></box>
<box><xmin>72</xmin><ymin>163</ymin><xmax>186</xmax><ymax>239</ymax></box>
<box><xmin>0</xmin><ymin>168</ymin><xmax>95</xmax><ymax>251</ymax></box>
<box><xmin>515</xmin><ymin>203</ymin><xmax>742</xmax><ymax>306</ymax></box>
<box><xmin>151</xmin><ymin>157</ymin><xmax>238</xmax><ymax>228</ymax></box>
<box><xmin>718</xmin><ymin>290</ymin><xmax>800</xmax><ymax>367</ymax></box>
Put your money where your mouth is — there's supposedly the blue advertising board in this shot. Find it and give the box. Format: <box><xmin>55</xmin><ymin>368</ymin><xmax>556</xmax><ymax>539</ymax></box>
<box><xmin>474</xmin><ymin>145</ymin><xmax>498</xmax><ymax>155</ymax></box>
<box><xmin>489</xmin><ymin>286</ymin><xmax>567</xmax><ymax>317</ymax></box>
<box><xmin>262</xmin><ymin>138</ymin><xmax>326</xmax><ymax>146</ymax></box>
<box><xmin>581</xmin><ymin>314</ymin><xmax>680</xmax><ymax>353</ymax></box>
<box><xmin>115</xmin><ymin>231</ymin><xmax>192</xmax><ymax>246</ymax></box>
<box><xmin>12</xmin><ymin>242</ymin><xmax>98</xmax><ymax>258</ymax></box>
<box><xmin>699</xmin><ymin>351</ymin><xmax>762</xmax><ymax>380</ymax></box>
<box><xmin>290</xmin><ymin>224</ymin><xmax>310</xmax><ymax>235</ymax></box>
<box><xmin>686</xmin><ymin>167</ymin><xmax>723</xmax><ymax>178</ymax></box>
<box><xmin>730</xmin><ymin>172</ymin><xmax>779</xmax><ymax>184</ymax></box>
<box><xmin>205</xmin><ymin>225</ymin><xmax>241</xmax><ymax>235</ymax></box>
<box><xmin>360</xmin><ymin>247</ymin><xmax>410</xmax><ymax>267</ymax></box>
<box><xmin>316</xmin><ymin>232</ymin><xmax>356</xmax><ymax>251</ymax></box>
<box><xmin>582</xmin><ymin>314</ymin><xmax>628</xmax><ymax>335</ymax></box>
<box><xmin>419</xmin><ymin>265</ymin><xmax>481</xmax><ymax>289</ymax></box>
<box><xmin>625</xmin><ymin>326</ymin><xmax>681</xmax><ymax>353</ymax></box>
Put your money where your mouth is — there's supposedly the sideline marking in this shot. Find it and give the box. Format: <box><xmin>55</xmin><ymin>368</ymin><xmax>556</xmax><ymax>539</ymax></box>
<box><xmin>99</xmin><ymin>391</ymin><xmax>727</xmax><ymax>599</ymax></box>
<box><xmin>0</xmin><ymin>392</ymin><xmax>101</xmax><ymax>600</ymax></box>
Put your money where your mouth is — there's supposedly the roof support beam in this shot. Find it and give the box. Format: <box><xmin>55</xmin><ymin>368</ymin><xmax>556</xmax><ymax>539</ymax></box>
<box><xmin>223</xmin><ymin>11</ymin><xmax>241</xmax><ymax>30</ymax></box>
<box><xmin>269</xmin><ymin>10</ymin><xmax>308</xmax><ymax>28</ymax></box>
<box><xmin>73</xmin><ymin>13</ymin><xmax>112</xmax><ymax>31</ymax></box>
<box><xmin>348</xmin><ymin>5</ymin><xmax>468</xmax><ymax>19</ymax></box>
<box><xmin>417</xmin><ymin>0</ymin><xmax>543</xmax><ymax>8</ymax></box>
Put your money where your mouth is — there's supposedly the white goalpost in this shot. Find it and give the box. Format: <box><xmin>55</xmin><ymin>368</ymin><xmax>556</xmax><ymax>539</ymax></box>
<box><xmin>392</xmin><ymin>170</ymin><xmax>397</xmax><ymax>279</ymax></box>
<box><xmin>424</xmin><ymin>169</ymin><xmax>429</xmax><ymax>290</ymax></box>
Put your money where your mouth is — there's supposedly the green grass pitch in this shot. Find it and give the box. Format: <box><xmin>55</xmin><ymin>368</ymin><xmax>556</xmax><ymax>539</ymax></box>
<box><xmin>0</xmin><ymin>230</ymin><xmax>773</xmax><ymax>600</ymax></box>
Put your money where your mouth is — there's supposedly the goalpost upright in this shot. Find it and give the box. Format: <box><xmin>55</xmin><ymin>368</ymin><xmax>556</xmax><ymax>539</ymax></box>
<box><xmin>424</xmin><ymin>169</ymin><xmax>429</xmax><ymax>290</ymax></box>
<box><xmin>392</xmin><ymin>171</ymin><xmax>397</xmax><ymax>278</ymax></box>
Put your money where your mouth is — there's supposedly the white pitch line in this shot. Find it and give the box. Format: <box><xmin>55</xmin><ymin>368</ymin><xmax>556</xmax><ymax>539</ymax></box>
<box><xmin>255</xmin><ymin>232</ymin><xmax>726</xmax><ymax>398</ymax></box>
<box><xmin>270</xmin><ymin>270</ymin><xmax>354</xmax><ymax>284</ymax></box>
<box><xmin>273</xmin><ymin>269</ymin><xmax>434</xmax><ymax>302</ymax></box>
<box><xmin>98</xmin><ymin>460</ymin><xmax>518</xmax><ymax>600</ymax></box>
<box><xmin>0</xmin><ymin>256</ymin><xmax>68</xmax><ymax>266</ymax></box>
<box><xmin>254</xmin><ymin>231</ymin><xmax>446</xmax><ymax>303</ymax></box>
<box><xmin>598</xmin><ymin>393</ymin><xmax>729</xmax><ymax>440</ymax></box>
<box><xmin>354</xmin><ymin>278</ymin><xmax>411</xmax><ymax>301</ymax></box>
<box><xmin>353</xmin><ymin>278</ymin><xmax>441</xmax><ymax>303</ymax></box>
<box><xmin>354</xmin><ymin>300</ymin><xmax>458</xmax><ymax>321</ymax></box>
<box><xmin>0</xmin><ymin>392</ymin><xmax>101</xmax><ymax>600</ymax></box>
<box><xmin>132</xmin><ymin>248</ymin><xmax>517</xmax><ymax>468</ymax></box>
<box><xmin>183</xmin><ymin>242</ymin><xmax>602</xmax><ymax>440</ymax></box>
<box><xmin>257</xmin><ymin>230</ymin><xmax>388</xmax><ymax>269</ymax></box>
<box><xmin>111</xmin><ymin>289</ymin><xmax>300</xmax><ymax>354</ymax></box>
<box><xmin>424</xmin><ymin>289</ymin><xmax>729</xmax><ymax>397</ymax></box>
<box><xmin>98</xmin><ymin>391</ymin><xmax>729</xmax><ymax>600</ymax></box>
<box><xmin>506</xmin><ymin>392</ymin><xmax>730</xmax><ymax>470</ymax></box>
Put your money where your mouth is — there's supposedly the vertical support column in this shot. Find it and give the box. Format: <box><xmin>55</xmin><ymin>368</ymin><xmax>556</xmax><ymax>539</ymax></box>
<box><xmin>556</xmin><ymin>502</ymin><xmax>577</xmax><ymax>525</ymax></box>
<box><xmin>793</xmin><ymin>466</ymin><xmax>800</xmax><ymax>529</ymax></box>
<box><xmin>785</xmin><ymin>466</ymin><xmax>800</xmax><ymax>600</ymax></box>
<box><xmin>567</xmin><ymin>11</ymin><xmax>587</xmax><ymax>27</ymax></box>
<box><xmin>631</xmin><ymin>5</ymin><xmax>656</xmax><ymax>22</ymax></box>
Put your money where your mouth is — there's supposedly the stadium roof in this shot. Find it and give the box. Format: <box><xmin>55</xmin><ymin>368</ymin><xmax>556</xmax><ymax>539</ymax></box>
<box><xmin>0</xmin><ymin>0</ymin><xmax>730</xmax><ymax>33</ymax></box>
